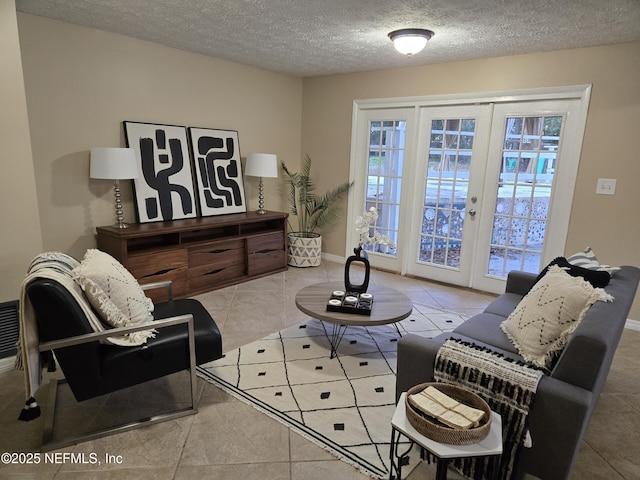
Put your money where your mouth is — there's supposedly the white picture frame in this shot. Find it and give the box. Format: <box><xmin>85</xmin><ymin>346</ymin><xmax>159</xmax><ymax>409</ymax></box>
<box><xmin>188</xmin><ymin>127</ymin><xmax>247</xmax><ymax>216</ymax></box>
<box><xmin>124</xmin><ymin>121</ymin><xmax>197</xmax><ymax>223</ymax></box>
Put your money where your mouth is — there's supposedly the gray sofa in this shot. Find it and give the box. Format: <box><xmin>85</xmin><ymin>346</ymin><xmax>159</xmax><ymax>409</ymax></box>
<box><xmin>396</xmin><ymin>266</ymin><xmax>640</xmax><ymax>480</ymax></box>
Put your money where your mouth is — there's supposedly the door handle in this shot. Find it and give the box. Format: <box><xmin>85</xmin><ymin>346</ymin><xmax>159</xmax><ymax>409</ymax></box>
<box><xmin>468</xmin><ymin>209</ymin><xmax>477</xmax><ymax>217</ymax></box>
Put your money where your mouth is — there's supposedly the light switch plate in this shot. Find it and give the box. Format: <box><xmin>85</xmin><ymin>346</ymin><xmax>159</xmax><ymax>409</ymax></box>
<box><xmin>596</xmin><ymin>178</ymin><xmax>616</xmax><ymax>195</ymax></box>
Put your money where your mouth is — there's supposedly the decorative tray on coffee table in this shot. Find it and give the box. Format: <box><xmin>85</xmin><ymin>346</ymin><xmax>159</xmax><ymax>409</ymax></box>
<box><xmin>326</xmin><ymin>290</ymin><xmax>374</xmax><ymax>316</ymax></box>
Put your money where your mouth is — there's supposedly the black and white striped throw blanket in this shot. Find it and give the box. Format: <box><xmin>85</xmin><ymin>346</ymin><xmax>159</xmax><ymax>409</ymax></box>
<box><xmin>434</xmin><ymin>338</ymin><xmax>544</xmax><ymax>480</ymax></box>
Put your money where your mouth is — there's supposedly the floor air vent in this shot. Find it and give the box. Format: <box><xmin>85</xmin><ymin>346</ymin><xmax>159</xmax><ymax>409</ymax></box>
<box><xmin>0</xmin><ymin>300</ymin><xmax>19</xmax><ymax>359</ymax></box>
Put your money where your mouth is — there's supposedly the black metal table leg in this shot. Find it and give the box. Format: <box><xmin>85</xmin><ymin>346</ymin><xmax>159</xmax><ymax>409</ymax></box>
<box><xmin>487</xmin><ymin>454</ymin><xmax>501</xmax><ymax>480</ymax></box>
<box><xmin>435</xmin><ymin>457</ymin><xmax>449</xmax><ymax>480</ymax></box>
<box><xmin>389</xmin><ymin>427</ymin><xmax>401</xmax><ymax>480</ymax></box>
<box><xmin>326</xmin><ymin>322</ymin><xmax>348</xmax><ymax>358</ymax></box>
<box><xmin>389</xmin><ymin>427</ymin><xmax>414</xmax><ymax>480</ymax></box>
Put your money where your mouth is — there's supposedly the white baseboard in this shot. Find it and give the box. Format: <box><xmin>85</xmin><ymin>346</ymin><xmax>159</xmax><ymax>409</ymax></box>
<box><xmin>322</xmin><ymin>252</ymin><xmax>345</xmax><ymax>264</ymax></box>
<box><xmin>0</xmin><ymin>356</ymin><xmax>15</xmax><ymax>374</ymax></box>
<box><xmin>625</xmin><ymin>319</ymin><xmax>640</xmax><ymax>331</ymax></box>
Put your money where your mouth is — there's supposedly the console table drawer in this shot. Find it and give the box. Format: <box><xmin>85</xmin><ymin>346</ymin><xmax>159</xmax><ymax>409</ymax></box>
<box><xmin>125</xmin><ymin>250</ymin><xmax>188</xmax><ymax>300</ymax></box>
<box><xmin>126</xmin><ymin>250</ymin><xmax>188</xmax><ymax>278</ymax></box>
<box><xmin>247</xmin><ymin>232</ymin><xmax>286</xmax><ymax>275</ymax></box>
<box><xmin>188</xmin><ymin>239</ymin><xmax>245</xmax><ymax>269</ymax></box>
<box><xmin>248</xmin><ymin>250</ymin><xmax>286</xmax><ymax>276</ymax></box>
<box><xmin>189</xmin><ymin>263</ymin><xmax>245</xmax><ymax>290</ymax></box>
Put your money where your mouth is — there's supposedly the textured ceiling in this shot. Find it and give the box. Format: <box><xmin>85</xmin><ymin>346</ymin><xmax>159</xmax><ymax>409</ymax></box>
<box><xmin>15</xmin><ymin>0</ymin><xmax>640</xmax><ymax>77</ymax></box>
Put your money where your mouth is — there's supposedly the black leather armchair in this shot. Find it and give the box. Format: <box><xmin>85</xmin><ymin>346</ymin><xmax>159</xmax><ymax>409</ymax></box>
<box><xmin>26</xmin><ymin>279</ymin><xmax>222</xmax><ymax>451</ymax></box>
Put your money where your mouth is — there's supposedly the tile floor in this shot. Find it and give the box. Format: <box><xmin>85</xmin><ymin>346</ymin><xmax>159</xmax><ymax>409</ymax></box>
<box><xmin>1</xmin><ymin>260</ymin><xmax>638</xmax><ymax>479</ymax></box>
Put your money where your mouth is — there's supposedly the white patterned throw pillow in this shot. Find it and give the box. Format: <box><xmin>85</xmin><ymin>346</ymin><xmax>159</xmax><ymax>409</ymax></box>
<box><xmin>567</xmin><ymin>247</ymin><xmax>621</xmax><ymax>275</ymax></box>
<box><xmin>73</xmin><ymin>249</ymin><xmax>154</xmax><ymax>342</ymax></box>
<box><xmin>501</xmin><ymin>265</ymin><xmax>613</xmax><ymax>369</ymax></box>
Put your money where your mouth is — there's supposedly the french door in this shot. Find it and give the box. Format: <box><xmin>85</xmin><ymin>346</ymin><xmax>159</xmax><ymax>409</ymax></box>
<box><xmin>407</xmin><ymin>105</ymin><xmax>491</xmax><ymax>286</ymax></box>
<box><xmin>348</xmin><ymin>87</ymin><xmax>590</xmax><ymax>293</ymax></box>
<box><xmin>471</xmin><ymin>99</ymin><xmax>586</xmax><ymax>292</ymax></box>
<box><xmin>349</xmin><ymin>107</ymin><xmax>417</xmax><ymax>273</ymax></box>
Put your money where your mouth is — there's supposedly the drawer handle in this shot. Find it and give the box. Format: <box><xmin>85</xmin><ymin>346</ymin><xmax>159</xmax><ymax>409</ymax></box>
<box><xmin>208</xmin><ymin>249</ymin><xmax>230</xmax><ymax>254</ymax></box>
<box><xmin>205</xmin><ymin>268</ymin><xmax>224</xmax><ymax>276</ymax></box>
<box><xmin>256</xmin><ymin>249</ymin><xmax>276</xmax><ymax>254</ymax></box>
<box><xmin>143</xmin><ymin>268</ymin><xmax>174</xmax><ymax>277</ymax></box>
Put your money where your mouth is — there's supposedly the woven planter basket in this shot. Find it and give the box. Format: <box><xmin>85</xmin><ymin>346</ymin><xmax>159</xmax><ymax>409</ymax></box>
<box><xmin>288</xmin><ymin>232</ymin><xmax>321</xmax><ymax>267</ymax></box>
<box><xmin>405</xmin><ymin>382</ymin><xmax>492</xmax><ymax>445</ymax></box>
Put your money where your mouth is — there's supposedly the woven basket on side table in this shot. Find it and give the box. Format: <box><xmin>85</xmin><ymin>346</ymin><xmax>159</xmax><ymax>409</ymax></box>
<box><xmin>405</xmin><ymin>382</ymin><xmax>492</xmax><ymax>445</ymax></box>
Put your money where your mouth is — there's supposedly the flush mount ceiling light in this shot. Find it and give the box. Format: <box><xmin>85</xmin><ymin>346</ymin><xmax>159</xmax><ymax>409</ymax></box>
<box><xmin>388</xmin><ymin>28</ymin><xmax>435</xmax><ymax>56</ymax></box>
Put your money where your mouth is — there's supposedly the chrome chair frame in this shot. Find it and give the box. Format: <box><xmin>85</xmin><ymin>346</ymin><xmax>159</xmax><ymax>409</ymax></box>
<box><xmin>38</xmin><ymin>281</ymin><xmax>198</xmax><ymax>452</ymax></box>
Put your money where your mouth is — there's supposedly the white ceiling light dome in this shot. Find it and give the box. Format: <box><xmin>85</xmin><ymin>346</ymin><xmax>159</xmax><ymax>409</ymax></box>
<box><xmin>388</xmin><ymin>28</ymin><xmax>435</xmax><ymax>56</ymax></box>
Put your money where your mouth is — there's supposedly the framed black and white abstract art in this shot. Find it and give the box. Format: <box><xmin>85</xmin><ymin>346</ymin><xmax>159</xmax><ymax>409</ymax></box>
<box><xmin>188</xmin><ymin>127</ymin><xmax>247</xmax><ymax>216</ymax></box>
<box><xmin>124</xmin><ymin>121</ymin><xmax>197</xmax><ymax>223</ymax></box>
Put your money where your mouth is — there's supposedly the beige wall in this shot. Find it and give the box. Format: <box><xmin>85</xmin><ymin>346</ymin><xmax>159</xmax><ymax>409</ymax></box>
<box><xmin>0</xmin><ymin>1</ymin><xmax>43</xmax><ymax>302</ymax></box>
<box><xmin>301</xmin><ymin>43</ymin><xmax>640</xmax><ymax>319</ymax></box>
<box><xmin>17</xmin><ymin>12</ymin><xmax>302</xmax><ymax>259</ymax></box>
<box><xmin>8</xmin><ymin>9</ymin><xmax>640</xmax><ymax>318</ymax></box>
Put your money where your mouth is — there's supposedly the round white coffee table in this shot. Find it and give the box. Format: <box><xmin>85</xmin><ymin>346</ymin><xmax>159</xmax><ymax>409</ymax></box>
<box><xmin>295</xmin><ymin>281</ymin><xmax>413</xmax><ymax>357</ymax></box>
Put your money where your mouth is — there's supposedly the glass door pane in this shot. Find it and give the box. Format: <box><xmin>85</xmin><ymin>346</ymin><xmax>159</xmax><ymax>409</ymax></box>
<box><xmin>419</xmin><ymin>118</ymin><xmax>475</xmax><ymax>269</ymax></box>
<box><xmin>365</xmin><ymin>120</ymin><xmax>405</xmax><ymax>255</ymax></box>
<box><xmin>487</xmin><ymin>115</ymin><xmax>563</xmax><ymax>276</ymax></box>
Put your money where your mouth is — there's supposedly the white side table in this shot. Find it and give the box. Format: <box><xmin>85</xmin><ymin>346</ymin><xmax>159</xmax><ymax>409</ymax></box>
<box><xmin>390</xmin><ymin>392</ymin><xmax>503</xmax><ymax>480</ymax></box>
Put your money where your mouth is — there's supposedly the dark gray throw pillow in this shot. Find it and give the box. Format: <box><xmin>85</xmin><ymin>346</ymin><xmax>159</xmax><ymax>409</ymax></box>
<box><xmin>533</xmin><ymin>256</ymin><xmax>611</xmax><ymax>289</ymax></box>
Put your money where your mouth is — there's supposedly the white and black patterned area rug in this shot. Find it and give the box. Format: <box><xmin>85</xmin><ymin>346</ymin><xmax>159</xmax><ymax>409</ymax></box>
<box><xmin>197</xmin><ymin>304</ymin><xmax>467</xmax><ymax>479</ymax></box>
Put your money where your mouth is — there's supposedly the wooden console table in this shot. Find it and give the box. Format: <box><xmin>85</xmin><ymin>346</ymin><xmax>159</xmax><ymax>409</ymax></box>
<box><xmin>96</xmin><ymin>211</ymin><xmax>288</xmax><ymax>300</ymax></box>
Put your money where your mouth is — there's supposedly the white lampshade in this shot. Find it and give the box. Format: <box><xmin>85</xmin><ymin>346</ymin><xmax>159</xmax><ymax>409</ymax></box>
<box><xmin>388</xmin><ymin>29</ymin><xmax>434</xmax><ymax>56</ymax></box>
<box><xmin>244</xmin><ymin>153</ymin><xmax>278</xmax><ymax>178</ymax></box>
<box><xmin>90</xmin><ymin>147</ymin><xmax>139</xmax><ymax>180</ymax></box>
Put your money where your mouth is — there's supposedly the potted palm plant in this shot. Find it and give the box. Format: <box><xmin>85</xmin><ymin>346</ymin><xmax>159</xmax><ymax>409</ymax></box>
<box><xmin>282</xmin><ymin>155</ymin><xmax>353</xmax><ymax>267</ymax></box>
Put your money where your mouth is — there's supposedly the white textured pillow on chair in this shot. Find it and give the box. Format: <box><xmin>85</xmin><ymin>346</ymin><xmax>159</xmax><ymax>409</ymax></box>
<box><xmin>501</xmin><ymin>265</ymin><xmax>613</xmax><ymax>369</ymax></box>
<box><xmin>73</xmin><ymin>249</ymin><xmax>154</xmax><ymax>332</ymax></box>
